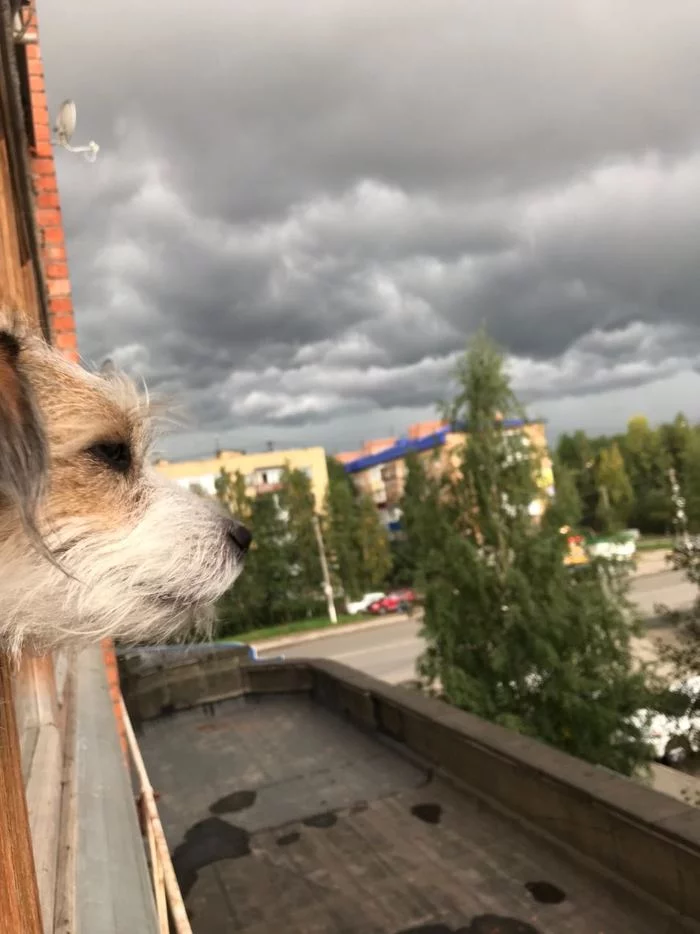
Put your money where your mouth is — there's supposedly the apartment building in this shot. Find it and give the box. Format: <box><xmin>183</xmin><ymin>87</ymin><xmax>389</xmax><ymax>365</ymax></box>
<box><xmin>155</xmin><ymin>445</ymin><xmax>330</xmax><ymax>512</ymax></box>
<box><xmin>338</xmin><ymin>418</ymin><xmax>554</xmax><ymax>530</ymax></box>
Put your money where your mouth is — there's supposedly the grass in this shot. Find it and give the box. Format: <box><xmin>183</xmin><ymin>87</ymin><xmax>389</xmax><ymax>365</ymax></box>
<box><xmin>636</xmin><ymin>536</ymin><xmax>674</xmax><ymax>552</ymax></box>
<box><xmin>217</xmin><ymin>612</ymin><xmax>377</xmax><ymax>646</ymax></box>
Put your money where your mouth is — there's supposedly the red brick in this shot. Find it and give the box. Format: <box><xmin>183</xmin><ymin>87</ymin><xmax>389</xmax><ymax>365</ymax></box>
<box><xmin>32</xmin><ymin>158</ymin><xmax>55</xmax><ymax>176</ymax></box>
<box><xmin>34</xmin><ymin>174</ymin><xmax>58</xmax><ymax>193</ymax></box>
<box><xmin>30</xmin><ymin>88</ymin><xmax>47</xmax><ymax>107</ymax></box>
<box><xmin>45</xmin><ymin>260</ymin><xmax>69</xmax><ymax>277</ymax></box>
<box><xmin>54</xmin><ymin>331</ymin><xmax>77</xmax><ymax>351</ymax></box>
<box><xmin>43</xmin><ymin>247</ymin><xmax>67</xmax><ymax>265</ymax></box>
<box><xmin>36</xmin><ymin>207</ymin><xmax>61</xmax><ymax>228</ymax></box>
<box><xmin>31</xmin><ymin>141</ymin><xmax>53</xmax><ymax>158</ymax></box>
<box><xmin>29</xmin><ymin>74</ymin><xmax>45</xmax><ymax>93</ymax></box>
<box><xmin>47</xmin><ymin>278</ymin><xmax>71</xmax><ymax>298</ymax></box>
<box><xmin>27</xmin><ymin>59</ymin><xmax>43</xmax><ymax>77</ymax></box>
<box><xmin>36</xmin><ymin>192</ymin><xmax>60</xmax><ymax>210</ymax></box>
<box><xmin>51</xmin><ymin>315</ymin><xmax>75</xmax><ymax>333</ymax></box>
<box><xmin>42</xmin><ymin>226</ymin><xmax>64</xmax><ymax>244</ymax></box>
<box><xmin>33</xmin><ymin>122</ymin><xmax>51</xmax><ymax>142</ymax></box>
<box><xmin>50</xmin><ymin>297</ymin><xmax>73</xmax><ymax>314</ymax></box>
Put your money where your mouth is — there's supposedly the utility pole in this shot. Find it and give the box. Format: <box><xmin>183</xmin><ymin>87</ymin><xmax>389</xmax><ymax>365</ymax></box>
<box><xmin>312</xmin><ymin>514</ymin><xmax>338</xmax><ymax>624</ymax></box>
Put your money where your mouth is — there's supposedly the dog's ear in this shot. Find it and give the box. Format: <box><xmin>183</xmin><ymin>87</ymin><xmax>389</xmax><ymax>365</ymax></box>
<box><xmin>0</xmin><ymin>330</ymin><xmax>49</xmax><ymax>531</ymax></box>
<box><xmin>100</xmin><ymin>357</ymin><xmax>117</xmax><ymax>379</ymax></box>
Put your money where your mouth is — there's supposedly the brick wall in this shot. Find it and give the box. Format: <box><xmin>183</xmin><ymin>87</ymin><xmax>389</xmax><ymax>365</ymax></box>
<box><xmin>23</xmin><ymin>3</ymin><xmax>78</xmax><ymax>363</ymax></box>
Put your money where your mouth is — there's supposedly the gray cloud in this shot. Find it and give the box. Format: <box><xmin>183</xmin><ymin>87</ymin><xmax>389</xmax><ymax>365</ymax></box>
<box><xmin>39</xmin><ymin>0</ymin><xmax>700</xmax><ymax>456</ymax></box>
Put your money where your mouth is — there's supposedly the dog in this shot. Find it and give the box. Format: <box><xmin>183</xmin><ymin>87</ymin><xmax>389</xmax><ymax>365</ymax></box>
<box><xmin>0</xmin><ymin>307</ymin><xmax>250</xmax><ymax>658</ymax></box>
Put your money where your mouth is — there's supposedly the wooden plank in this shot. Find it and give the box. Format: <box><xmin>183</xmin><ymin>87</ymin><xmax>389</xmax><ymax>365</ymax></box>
<box><xmin>53</xmin><ymin>666</ymin><xmax>77</xmax><ymax>934</ymax></box>
<box><xmin>0</xmin><ymin>654</ymin><xmax>44</xmax><ymax>934</ymax></box>
<box><xmin>74</xmin><ymin>648</ymin><xmax>159</xmax><ymax>934</ymax></box>
<box><xmin>24</xmin><ymin>657</ymin><xmax>63</xmax><ymax>934</ymax></box>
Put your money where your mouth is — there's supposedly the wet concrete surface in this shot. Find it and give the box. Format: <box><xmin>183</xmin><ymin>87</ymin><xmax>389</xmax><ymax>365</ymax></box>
<box><xmin>135</xmin><ymin>693</ymin><xmax>688</xmax><ymax>933</ymax></box>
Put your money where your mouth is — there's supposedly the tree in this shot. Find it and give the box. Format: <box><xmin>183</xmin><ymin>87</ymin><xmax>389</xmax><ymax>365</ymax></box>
<box><xmin>594</xmin><ymin>443</ymin><xmax>634</xmax><ymax>533</ymax></box>
<box><xmin>215</xmin><ymin>469</ymin><xmax>253</xmax><ymax>526</ymax></box>
<box><xmin>681</xmin><ymin>430</ymin><xmax>700</xmax><ymax>532</ymax></box>
<box><xmin>215</xmin><ymin>472</ymin><xmax>293</xmax><ymax>635</ymax></box>
<box><xmin>544</xmin><ymin>457</ymin><xmax>582</xmax><ymax>531</ymax></box>
<box><xmin>417</xmin><ymin>328</ymin><xmax>653</xmax><ymax>776</ymax></box>
<box><xmin>277</xmin><ymin>466</ymin><xmax>322</xmax><ymax>601</ymax></box>
<box><xmin>622</xmin><ymin>416</ymin><xmax>672</xmax><ymax>534</ymax></box>
<box><xmin>324</xmin><ymin>458</ymin><xmax>363</xmax><ymax>599</ymax></box>
<box><xmin>555</xmin><ymin>430</ymin><xmax>599</xmax><ymax>528</ymax></box>
<box><xmin>657</xmin><ymin>543</ymin><xmax>700</xmax><ymax>747</ymax></box>
<box><xmin>355</xmin><ymin>494</ymin><xmax>392</xmax><ymax>590</ymax></box>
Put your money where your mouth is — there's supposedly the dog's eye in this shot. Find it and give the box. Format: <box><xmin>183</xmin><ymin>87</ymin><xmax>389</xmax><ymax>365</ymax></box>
<box><xmin>88</xmin><ymin>442</ymin><xmax>132</xmax><ymax>474</ymax></box>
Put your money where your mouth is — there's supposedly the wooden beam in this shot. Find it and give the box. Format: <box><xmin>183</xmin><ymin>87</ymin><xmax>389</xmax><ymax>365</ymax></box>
<box><xmin>0</xmin><ymin>654</ymin><xmax>43</xmax><ymax>933</ymax></box>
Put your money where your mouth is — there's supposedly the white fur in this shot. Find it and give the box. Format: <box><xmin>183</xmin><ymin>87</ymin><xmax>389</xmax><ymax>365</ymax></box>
<box><xmin>0</xmin><ymin>471</ymin><xmax>243</xmax><ymax>657</ymax></box>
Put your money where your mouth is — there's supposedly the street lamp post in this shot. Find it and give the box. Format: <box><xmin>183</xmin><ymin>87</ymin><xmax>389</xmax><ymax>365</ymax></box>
<box><xmin>312</xmin><ymin>514</ymin><xmax>338</xmax><ymax>624</ymax></box>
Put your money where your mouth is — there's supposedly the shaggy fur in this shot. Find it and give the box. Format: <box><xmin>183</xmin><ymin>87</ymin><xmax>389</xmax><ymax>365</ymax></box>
<box><xmin>0</xmin><ymin>307</ymin><xmax>247</xmax><ymax>658</ymax></box>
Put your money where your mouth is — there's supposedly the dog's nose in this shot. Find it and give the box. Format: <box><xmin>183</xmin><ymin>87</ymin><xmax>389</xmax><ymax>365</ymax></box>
<box><xmin>228</xmin><ymin>520</ymin><xmax>252</xmax><ymax>554</ymax></box>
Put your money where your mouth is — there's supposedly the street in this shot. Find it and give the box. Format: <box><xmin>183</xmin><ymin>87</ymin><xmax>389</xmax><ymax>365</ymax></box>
<box><xmin>261</xmin><ymin>569</ymin><xmax>696</xmax><ymax>685</ymax></box>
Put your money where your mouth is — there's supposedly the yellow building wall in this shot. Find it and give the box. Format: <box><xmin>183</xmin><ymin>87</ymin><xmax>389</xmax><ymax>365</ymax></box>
<box><xmin>155</xmin><ymin>446</ymin><xmax>330</xmax><ymax>513</ymax></box>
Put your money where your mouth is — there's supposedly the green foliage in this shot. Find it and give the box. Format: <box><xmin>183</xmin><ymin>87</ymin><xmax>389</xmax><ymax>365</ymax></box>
<box><xmin>544</xmin><ymin>458</ymin><xmax>582</xmax><ymax>531</ymax></box>
<box><xmin>393</xmin><ymin>452</ymin><xmax>443</xmax><ymax>589</ymax></box>
<box><xmin>356</xmin><ymin>493</ymin><xmax>392</xmax><ymax>589</ymax></box>
<box><xmin>324</xmin><ymin>458</ymin><xmax>363</xmax><ymax>598</ymax></box>
<box><xmin>414</xmin><ymin>329</ymin><xmax>654</xmax><ymax>776</ymax></box>
<box><xmin>215</xmin><ymin>467</ymin><xmax>325</xmax><ymax>636</ymax></box>
<box><xmin>324</xmin><ymin>456</ymin><xmax>392</xmax><ymax>600</ymax></box>
<box><xmin>278</xmin><ymin>466</ymin><xmax>322</xmax><ymax>597</ymax></box>
<box><xmin>658</xmin><ymin>542</ymin><xmax>700</xmax><ymax>684</ymax></box>
<box><xmin>556</xmin><ymin>412</ymin><xmax>700</xmax><ymax>536</ymax></box>
<box><xmin>594</xmin><ymin>442</ymin><xmax>634</xmax><ymax>533</ymax></box>
<box><xmin>216</xmin><ymin>458</ymin><xmax>393</xmax><ymax>634</ymax></box>
<box><xmin>622</xmin><ymin>416</ymin><xmax>672</xmax><ymax>534</ymax></box>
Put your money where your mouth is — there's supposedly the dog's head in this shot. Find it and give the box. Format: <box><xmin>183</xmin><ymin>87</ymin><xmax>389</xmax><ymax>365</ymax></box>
<box><xmin>0</xmin><ymin>308</ymin><xmax>250</xmax><ymax>657</ymax></box>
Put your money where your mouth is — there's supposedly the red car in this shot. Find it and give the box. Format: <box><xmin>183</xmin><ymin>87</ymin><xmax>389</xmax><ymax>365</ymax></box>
<box><xmin>368</xmin><ymin>589</ymin><xmax>416</xmax><ymax>615</ymax></box>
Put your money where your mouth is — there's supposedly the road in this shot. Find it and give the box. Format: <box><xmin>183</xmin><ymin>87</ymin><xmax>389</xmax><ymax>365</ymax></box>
<box><xmin>261</xmin><ymin>569</ymin><xmax>696</xmax><ymax>685</ymax></box>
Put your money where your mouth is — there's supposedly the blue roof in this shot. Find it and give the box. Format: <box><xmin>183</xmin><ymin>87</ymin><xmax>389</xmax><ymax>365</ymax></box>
<box><xmin>343</xmin><ymin>418</ymin><xmax>530</xmax><ymax>474</ymax></box>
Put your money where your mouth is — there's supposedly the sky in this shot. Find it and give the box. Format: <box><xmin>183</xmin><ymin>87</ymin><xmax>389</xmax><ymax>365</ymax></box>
<box><xmin>39</xmin><ymin>0</ymin><xmax>700</xmax><ymax>460</ymax></box>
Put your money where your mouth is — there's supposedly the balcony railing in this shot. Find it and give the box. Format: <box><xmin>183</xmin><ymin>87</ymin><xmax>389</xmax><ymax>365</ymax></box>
<box><xmin>120</xmin><ymin>694</ymin><xmax>193</xmax><ymax>934</ymax></box>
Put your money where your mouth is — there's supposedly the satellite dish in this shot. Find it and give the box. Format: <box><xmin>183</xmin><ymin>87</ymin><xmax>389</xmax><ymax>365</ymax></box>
<box><xmin>51</xmin><ymin>99</ymin><xmax>99</xmax><ymax>162</ymax></box>
<box><xmin>54</xmin><ymin>100</ymin><xmax>77</xmax><ymax>144</ymax></box>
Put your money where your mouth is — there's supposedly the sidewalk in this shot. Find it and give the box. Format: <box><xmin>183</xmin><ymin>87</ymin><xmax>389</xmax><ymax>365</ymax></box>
<box><xmin>252</xmin><ymin>611</ymin><xmax>415</xmax><ymax>653</ymax></box>
<box><xmin>635</xmin><ymin>548</ymin><xmax>671</xmax><ymax>577</ymax></box>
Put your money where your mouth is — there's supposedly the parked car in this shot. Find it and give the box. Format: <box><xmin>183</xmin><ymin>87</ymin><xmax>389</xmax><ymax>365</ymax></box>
<box><xmin>346</xmin><ymin>592</ymin><xmax>386</xmax><ymax>616</ymax></box>
<box><xmin>368</xmin><ymin>589</ymin><xmax>417</xmax><ymax>615</ymax></box>
<box><xmin>631</xmin><ymin>676</ymin><xmax>700</xmax><ymax>765</ymax></box>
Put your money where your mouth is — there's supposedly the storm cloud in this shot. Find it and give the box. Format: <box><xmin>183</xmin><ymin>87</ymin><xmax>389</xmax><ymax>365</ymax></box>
<box><xmin>39</xmin><ymin>0</ymin><xmax>700</xmax><ymax>457</ymax></box>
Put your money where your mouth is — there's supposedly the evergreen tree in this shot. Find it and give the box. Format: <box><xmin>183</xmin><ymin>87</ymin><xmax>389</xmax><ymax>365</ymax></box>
<box><xmin>417</xmin><ymin>329</ymin><xmax>653</xmax><ymax>775</ymax></box>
